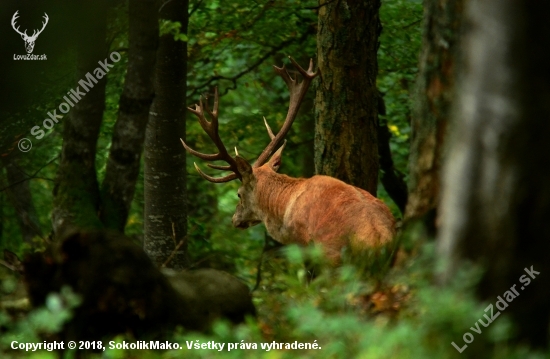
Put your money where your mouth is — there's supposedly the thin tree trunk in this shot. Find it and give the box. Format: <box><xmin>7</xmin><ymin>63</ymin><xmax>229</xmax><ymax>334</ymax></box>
<box><xmin>100</xmin><ymin>0</ymin><xmax>158</xmax><ymax>231</ymax></box>
<box><xmin>314</xmin><ymin>0</ymin><xmax>381</xmax><ymax>195</ymax></box>
<box><xmin>144</xmin><ymin>0</ymin><xmax>189</xmax><ymax>269</ymax></box>
<box><xmin>404</xmin><ymin>0</ymin><xmax>465</xmax><ymax>226</ymax></box>
<box><xmin>52</xmin><ymin>1</ymin><xmax>108</xmax><ymax>235</ymax></box>
<box><xmin>438</xmin><ymin>0</ymin><xmax>550</xmax><ymax>348</ymax></box>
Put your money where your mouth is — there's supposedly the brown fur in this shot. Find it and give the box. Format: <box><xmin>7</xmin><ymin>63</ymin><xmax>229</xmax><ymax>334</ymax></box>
<box><xmin>249</xmin><ymin>166</ymin><xmax>396</xmax><ymax>264</ymax></box>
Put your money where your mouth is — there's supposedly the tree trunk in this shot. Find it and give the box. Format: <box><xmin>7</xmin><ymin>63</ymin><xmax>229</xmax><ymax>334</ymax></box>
<box><xmin>437</xmin><ymin>0</ymin><xmax>550</xmax><ymax>349</ymax></box>
<box><xmin>100</xmin><ymin>0</ymin><xmax>158</xmax><ymax>231</ymax></box>
<box><xmin>52</xmin><ymin>1</ymin><xmax>108</xmax><ymax>235</ymax></box>
<box><xmin>314</xmin><ymin>0</ymin><xmax>381</xmax><ymax>195</ymax></box>
<box><xmin>144</xmin><ymin>0</ymin><xmax>189</xmax><ymax>269</ymax></box>
<box><xmin>404</xmin><ymin>0</ymin><xmax>465</xmax><ymax>226</ymax></box>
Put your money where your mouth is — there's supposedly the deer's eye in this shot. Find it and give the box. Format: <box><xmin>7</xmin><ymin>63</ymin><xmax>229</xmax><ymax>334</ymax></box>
<box><xmin>237</xmin><ymin>193</ymin><xmax>241</xmax><ymax>198</ymax></box>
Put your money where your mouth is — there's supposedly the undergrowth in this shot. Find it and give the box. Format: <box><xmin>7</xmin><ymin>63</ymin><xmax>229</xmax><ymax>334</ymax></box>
<box><xmin>1</xmin><ymin>238</ymin><xmax>547</xmax><ymax>359</ymax></box>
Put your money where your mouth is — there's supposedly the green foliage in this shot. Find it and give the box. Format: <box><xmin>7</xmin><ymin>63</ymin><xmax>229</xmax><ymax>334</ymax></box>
<box><xmin>160</xmin><ymin>20</ymin><xmax>189</xmax><ymax>42</ymax></box>
<box><xmin>2</xmin><ymin>243</ymin><xmax>544</xmax><ymax>358</ymax></box>
<box><xmin>0</xmin><ymin>286</ymin><xmax>80</xmax><ymax>358</ymax></box>
<box><xmin>378</xmin><ymin>0</ymin><xmax>423</xmax><ymax>170</ymax></box>
<box><xmin>377</xmin><ymin>0</ymin><xmax>423</xmax><ymax>215</ymax></box>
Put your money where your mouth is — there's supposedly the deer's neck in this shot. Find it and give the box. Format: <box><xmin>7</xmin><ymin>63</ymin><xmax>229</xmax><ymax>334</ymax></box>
<box><xmin>253</xmin><ymin>170</ymin><xmax>304</xmax><ymax>236</ymax></box>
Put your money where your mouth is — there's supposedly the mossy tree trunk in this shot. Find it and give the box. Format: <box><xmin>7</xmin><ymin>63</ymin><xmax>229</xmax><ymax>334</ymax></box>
<box><xmin>437</xmin><ymin>0</ymin><xmax>550</xmax><ymax>348</ymax></box>
<box><xmin>405</xmin><ymin>0</ymin><xmax>465</xmax><ymax>229</ymax></box>
<box><xmin>314</xmin><ymin>0</ymin><xmax>382</xmax><ymax>195</ymax></box>
<box><xmin>144</xmin><ymin>0</ymin><xmax>189</xmax><ymax>269</ymax></box>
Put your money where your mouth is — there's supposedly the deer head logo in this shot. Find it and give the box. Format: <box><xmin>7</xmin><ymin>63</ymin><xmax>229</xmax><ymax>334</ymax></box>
<box><xmin>11</xmin><ymin>11</ymin><xmax>49</xmax><ymax>54</ymax></box>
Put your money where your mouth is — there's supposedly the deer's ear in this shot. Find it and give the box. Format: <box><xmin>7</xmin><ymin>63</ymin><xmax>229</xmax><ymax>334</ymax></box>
<box><xmin>268</xmin><ymin>141</ymin><xmax>286</xmax><ymax>172</ymax></box>
<box><xmin>235</xmin><ymin>156</ymin><xmax>253</xmax><ymax>182</ymax></box>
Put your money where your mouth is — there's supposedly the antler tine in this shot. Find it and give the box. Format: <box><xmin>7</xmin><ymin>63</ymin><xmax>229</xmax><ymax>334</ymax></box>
<box><xmin>254</xmin><ymin>57</ymin><xmax>318</xmax><ymax>167</ymax></box>
<box><xmin>273</xmin><ymin>64</ymin><xmax>294</xmax><ymax>88</ymax></box>
<box><xmin>204</xmin><ymin>87</ymin><xmax>219</xmax><ymax>120</ymax></box>
<box><xmin>207</xmin><ymin>163</ymin><xmax>231</xmax><ymax>170</ymax></box>
<box><xmin>194</xmin><ymin>163</ymin><xmax>238</xmax><ymax>183</ymax></box>
<box><xmin>180</xmin><ymin>138</ymin><xmax>219</xmax><ymax>161</ymax></box>
<box><xmin>263</xmin><ymin>117</ymin><xmax>275</xmax><ymax>140</ymax></box>
<box><xmin>183</xmin><ymin>97</ymin><xmax>219</xmax><ymax>160</ymax></box>
<box><xmin>288</xmin><ymin>57</ymin><xmax>315</xmax><ymax>79</ymax></box>
<box><xmin>197</xmin><ymin>98</ymin><xmax>213</xmax><ymax>132</ymax></box>
<box><xmin>181</xmin><ymin>87</ymin><xmax>241</xmax><ymax>183</ymax></box>
<box><xmin>213</xmin><ymin>87</ymin><xmax>219</xmax><ymax>114</ymax></box>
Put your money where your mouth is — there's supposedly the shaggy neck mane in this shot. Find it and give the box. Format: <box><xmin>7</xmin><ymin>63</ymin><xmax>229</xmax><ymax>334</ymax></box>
<box><xmin>254</xmin><ymin>168</ymin><xmax>304</xmax><ymax>219</ymax></box>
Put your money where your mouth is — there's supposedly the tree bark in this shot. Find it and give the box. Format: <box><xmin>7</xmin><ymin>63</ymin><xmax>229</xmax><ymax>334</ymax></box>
<box><xmin>144</xmin><ymin>0</ymin><xmax>189</xmax><ymax>269</ymax></box>
<box><xmin>52</xmin><ymin>1</ymin><xmax>108</xmax><ymax>234</ymax></box>
<box><xmin>314</xmin><ymin>0</ymin><xmax>381</xmax><ymax>195</ymax></box>
<box><xmin>100</xmin><ymin>0</ymin><xmax>158</xmax><ymax>231</ymax></box>
<box><xmin>437</xmin><ymin>0</ymin><xmax>550</xmax><ymax>348</ymax></box>
<box><xmin>404</xmin><ymin>0</ymin><xmax>465</xmax><ymax>225</ymax></box>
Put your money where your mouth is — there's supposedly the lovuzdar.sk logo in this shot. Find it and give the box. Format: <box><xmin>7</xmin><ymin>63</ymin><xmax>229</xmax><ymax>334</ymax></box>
<box><xmin>12</xmin><ymin>10</ymin><xmax>48</xmax><ymax>60</ymax></box>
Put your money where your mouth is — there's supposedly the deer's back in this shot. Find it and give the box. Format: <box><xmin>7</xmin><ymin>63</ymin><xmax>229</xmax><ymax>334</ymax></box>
<box><xmin>280</xmin><ymin>175</ymin><xmax>395</xmax><ymax>260</ymax></box>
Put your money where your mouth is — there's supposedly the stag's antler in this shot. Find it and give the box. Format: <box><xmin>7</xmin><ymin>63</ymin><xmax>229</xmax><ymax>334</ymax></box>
<box><xmin>181</xmin><ymin>57</ymin><xmax>318</xmax><ymax>183</ymax></box>
<box><xmin>180</xmin><ymin>88</ymin><xmax>241</xmax><ymax>183</ymax></box>
<box><xmin>254</xmin><ymin>56</ymin><xmax>318</xmax><ymax>167</ymax></box>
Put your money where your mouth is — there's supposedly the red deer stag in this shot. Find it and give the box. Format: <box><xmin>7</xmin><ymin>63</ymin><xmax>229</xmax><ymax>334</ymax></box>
<box><xmin>181</xmin><ymin>57</ymin><xmax>395</xmax><ymax>264</ymax></box>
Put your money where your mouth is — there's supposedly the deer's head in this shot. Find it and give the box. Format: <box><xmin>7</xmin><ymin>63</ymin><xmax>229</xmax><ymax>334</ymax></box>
<box><xmin>181</xmin><ymin>57</ymin><xmax>317</xmax><ymax>230</ymax></box>
<box><xmin>11</xmin><ymin>11</ymin><xmax>49</xmax><ymax>54</ymax></box>
<box><xmin>231</xmin><ymin>144</ymin><xmax>286</xmax><ymax>229</ymax></box>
